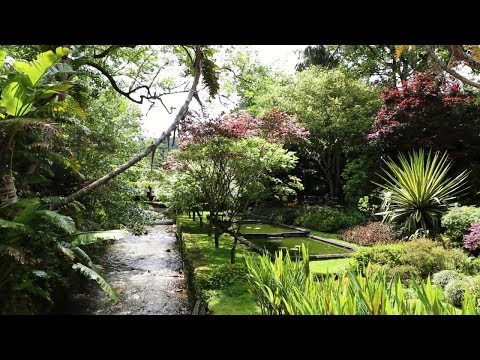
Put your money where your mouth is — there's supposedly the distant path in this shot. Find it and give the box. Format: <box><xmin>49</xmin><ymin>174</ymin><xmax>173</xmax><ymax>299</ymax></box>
<box><xmin>67</xmin><ymin>225</ymin><xmax>189</xmax><ymax>315</ymax></box>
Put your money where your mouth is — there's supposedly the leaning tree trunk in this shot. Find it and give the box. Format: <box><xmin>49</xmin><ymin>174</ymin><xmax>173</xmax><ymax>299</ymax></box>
<box><xmin>49</xmin><ymin>46</ymin><xmax>204</xmax><ymax>210</ymax></box>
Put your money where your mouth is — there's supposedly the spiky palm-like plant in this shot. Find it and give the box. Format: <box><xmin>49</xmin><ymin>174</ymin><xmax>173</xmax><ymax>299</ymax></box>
<box><xmin>375</xmin><ymin>149</ymin><xmax>469</xmax><ymax>235</ymax></box>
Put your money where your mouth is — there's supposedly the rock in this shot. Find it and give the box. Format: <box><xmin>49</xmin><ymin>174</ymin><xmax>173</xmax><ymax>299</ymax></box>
<box><xmin>175</xmin><ymin>289</ymin><xmax>183</xmax><ymax>292</ymax></box>
<box><xmin>165</xmin><ymin>249</ymin><xmax>171</xmax><ymax>252</ymax></box>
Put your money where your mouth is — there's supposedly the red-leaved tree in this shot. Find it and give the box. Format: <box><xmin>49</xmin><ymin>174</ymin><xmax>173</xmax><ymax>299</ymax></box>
<box><xmin>368</xmin><ymin>72</ymin><xmax>480</xmax><ymax>203</ymax></box>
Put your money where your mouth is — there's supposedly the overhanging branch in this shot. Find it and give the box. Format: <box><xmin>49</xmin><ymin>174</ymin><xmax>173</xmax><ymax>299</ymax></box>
<box><xmin>426</xmin><ymin>46</ymin><xmax>480</xmax><ymax>89</ymax></box>
<box><xmin>50</xmin><ymin>46</ymin><xmax>204</xmax><ymax>210</ymax></box>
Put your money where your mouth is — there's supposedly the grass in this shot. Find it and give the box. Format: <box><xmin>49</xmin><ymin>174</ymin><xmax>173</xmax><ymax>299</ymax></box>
<box><xmin>309</xmin><ymin>258</ymin><xmax>353</xmax><ymax>274</ymax></box>
<box><xmin>177</xmin><ymin>214</ymin><xmax>260</xmax><ymax>315</ymax></box>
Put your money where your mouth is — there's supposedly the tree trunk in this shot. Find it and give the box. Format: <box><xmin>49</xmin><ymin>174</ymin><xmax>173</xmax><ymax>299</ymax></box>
<box><xmin>230</xmin><ymin>237</ymin><xmax>237</xmax><ymax>264</ymax></box>
<box><xmin>197</xmin><ymin>211</ymin><xmax>203</xmax><ymax>228</ymax></box>
<box><xmin>49</xmin><ymin>46</ymin><xmax>204</xmax><ymax>210</ymax></box>
<box><xmin>214</xmin><ymin>225</ymin><xmax>220</xmax><ymax>248</ymax></box>
<box><xmin>192</xmin><ymin>210</ymin><xmax>196</xmax><ymax>221</ymax></box>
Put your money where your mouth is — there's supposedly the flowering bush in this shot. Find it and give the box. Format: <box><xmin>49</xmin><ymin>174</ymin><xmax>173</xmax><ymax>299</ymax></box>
<box><xmin>463</xmin><ymin>223</ymin><xmax>480</xmax><ymax>254</ymax></box>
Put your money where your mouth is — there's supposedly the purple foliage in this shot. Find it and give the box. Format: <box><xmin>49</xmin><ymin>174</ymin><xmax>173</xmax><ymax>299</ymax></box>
<box><xmin>463</xmin><ymin>223</ymin><xmax>480</xmax><ymax>253</ymax></box>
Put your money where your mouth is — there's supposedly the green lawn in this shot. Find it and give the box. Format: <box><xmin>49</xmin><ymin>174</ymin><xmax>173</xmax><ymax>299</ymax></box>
<box><xmin>309</xmin><ymin>258</ymin><xmax>353</xmax><ymax>274</ymax></box>
<box><xmin>177</xmin><ymin>214</ymin><xmax>260</xmax><ymax>315</ymax></box>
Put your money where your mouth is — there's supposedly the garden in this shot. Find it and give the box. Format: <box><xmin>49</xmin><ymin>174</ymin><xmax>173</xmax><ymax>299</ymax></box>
<box><xmin>2</xmin><ymin>45</ymin><xmax>480</xmax><ymax>315</ymax></box>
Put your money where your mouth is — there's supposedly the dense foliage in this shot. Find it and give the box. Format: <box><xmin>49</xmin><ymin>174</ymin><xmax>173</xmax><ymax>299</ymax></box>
<box><xmin>340</xmin><ymin>222</ymin><xmax>398</xmax><ymax>246</ymax></box>
<box><xmin>245</xmin><ymin>246</ymin><xmax>479</xmax><ymax>315</ymax></box>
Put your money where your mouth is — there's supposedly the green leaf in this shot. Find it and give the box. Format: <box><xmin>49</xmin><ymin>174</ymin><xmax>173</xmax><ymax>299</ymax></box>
<box><xmin>70</xmin><ymin>230</ymin><xmax>126</xmax><ymax>247</ymax></box>
<box><xmin>71</xmin><ymin>246</ymin><xmax>102</xmax><ymax>273</ymax></box>
<box><xmin>56</xmin><ymin>241</ymin><xmax>75</xmax><ymax>260</ymax></box>
<box><xmin>0</xmin><ymin>218</ymin><xmax>26</xmax><ymax>231</ymax></box>
<box><xmin>72</xmin><ymin>263</ymin><xmax>118</xmax><ymax>302</ymax></box>
<box><xmin>32</xmin><ymin>270</ymin><xmax>49</xmax><ymax>278</ymax></box>
<box><xmin>36</xmin><ymin>210</ymin><xmax>76</xmax><ymax>234</ymax></box>
<box><xmin>0</xmin><ymin>48</ymin><xmax>69</xmax><ymax>116</ymax></box>
<box><xmin>0</xmin><ymin>49</ymin><xmax>5</xmax><ymax>69</ymax></box>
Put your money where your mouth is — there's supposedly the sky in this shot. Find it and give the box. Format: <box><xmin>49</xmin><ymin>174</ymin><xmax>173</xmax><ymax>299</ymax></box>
<box><xmin>139</xmin><ymin>45</ymin><xmax>307</xmax><ymax>137</ymax></box>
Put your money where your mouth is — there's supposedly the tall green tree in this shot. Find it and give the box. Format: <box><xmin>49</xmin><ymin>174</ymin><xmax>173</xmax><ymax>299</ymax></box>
<box><xmin>271</xmin><ymin>67</ymin><xmax>381</xmax><ymax>201</ymax></box>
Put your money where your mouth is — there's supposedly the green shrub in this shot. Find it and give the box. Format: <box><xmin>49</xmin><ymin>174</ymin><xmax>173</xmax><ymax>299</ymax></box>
<box><xmin>432</xmin><ymin>270</ymin><xmax>466</xmax><ymax>289</ymax></box>
<box><xmin>353</xmin><ymin>243</ymin><xmax>406</xmax><ymax>268</ymax></box>
<box><xmin>294</xmin><ymin>205</ymin><xmax>367</xmax><ymax>232</ymax></box>
<box><xmin>354</xmin><ymin>239</ymin><xmax>478</xmax><ymax>280</ymax></box>
<box><xmin>341</xmin><ymin>221</ymin><xmax>398</xmax><ymax>246</ymax></box>
<box><xmin>387</xmin><ymin>265</ymin><xmax>420</xmax><ymax>282</ymax></box>
<box><xmin>442</xmin><ymin>206</ymin><xmax>480</xmax><ymax>242</ymax></box>
<box><xmin>196</xmin><ymin>263</ymin><xmax>248</xmax><ymax>296</ymax></box>
<box><xmin>403</xmin><ymin>239</ymin><xmax>450</xmax><ymax>278</ymax></box>
<box><xmin>445</xmin><ymin>279</ymin><xmax>470</xmax><ymax>307</ymax></box>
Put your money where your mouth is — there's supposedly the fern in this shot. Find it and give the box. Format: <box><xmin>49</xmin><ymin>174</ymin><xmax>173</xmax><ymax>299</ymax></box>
<box><xmin>72</xmin><ymin>263</ymin><xmax>118</xmax><ymax>302</ymax></box>
<box><xmin>70</xmin><ymin>229</ymin><xmax>126</xmax><ymax>247</ymax></box>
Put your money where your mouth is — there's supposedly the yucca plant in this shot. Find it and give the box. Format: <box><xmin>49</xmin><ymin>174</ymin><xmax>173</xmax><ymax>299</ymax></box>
<box><xmin>375</xmin><ymin>149</ymin><xmax>469</xmax><ymax>235</ymax></box>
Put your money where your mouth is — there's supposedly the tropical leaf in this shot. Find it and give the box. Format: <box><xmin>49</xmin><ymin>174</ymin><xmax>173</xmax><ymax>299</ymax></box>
<box><xmin>72</xmin><ymin>263</ymin><xmax>118</xmax><ymax>302</ymax></box>
<box><xmin>44</xmin><ymin>151</ymin><xmax>82</xmax><ymax>175</ymax></box>
<box><xmin>11</xmin><ymin>198</ymin><xmax>41</xmax><ymax>224</ymax></box>
<box><xmin>38</xmin><ymin>82</ymin><xmax>74</xmax><ymax>98</ymax></box>
<box><xmin>70</xmin><ymin>229</ymin><xmax>126</xmax><ymax>247</ymax></box>
<box><xmin>0</xmin><ymin>49</ymin><xmax>5</xmax><ymax>69</ymax></box>
<box><xmin>55</xmin><ymin>241</ymin><xmax>75</xmax><ymax>260</ymax></box>
<box><xmin>36</xmin><ymin>210</ymin><xmax>76</xmax><ymax>234</ymax></box>
<box><xmin>71</xmin><ymin>246</ymin><xmax>102</xmax><ymax>273</ymax></box>
<box><xmin>14</xmin><ymin>47</ymin><xmax>69</xmax><ymax>87</ymax></box>
<box><xmin>0</xmin><ymin>47</ymin><xmax>69</xmax><ymax>116</ymax></box>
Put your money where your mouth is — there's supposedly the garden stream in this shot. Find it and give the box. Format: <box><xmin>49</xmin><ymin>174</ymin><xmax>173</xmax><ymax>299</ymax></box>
<box><xmin>63</xmin><ymin>223</ymin><xmax>189</xmax><ymax>315</ymax></box>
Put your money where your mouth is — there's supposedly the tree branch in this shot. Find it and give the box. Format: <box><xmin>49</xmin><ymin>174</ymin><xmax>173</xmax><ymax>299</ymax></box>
<box><xmin>50</xmin><ymin>46</ymin><xmax>204</xmax><ymax>210</ymax></box>
<box><xmin>93</xmin><ymin>45</ymin><xmax>136</xmax><ymax>59</ymax></box>
<box><xmin>443</xmin><ymin>45</ymin><xmax>480</xmax><ymax>72</ymax></box>
<box><xmin>426</xmin><ymin>46</ymin><xmax>480</xmax><ymax>89</ymax></box>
